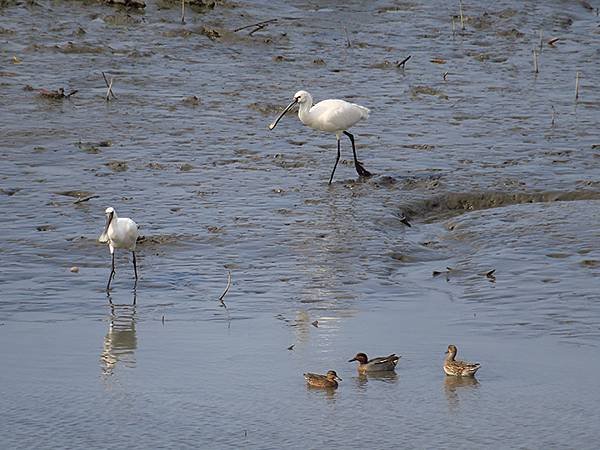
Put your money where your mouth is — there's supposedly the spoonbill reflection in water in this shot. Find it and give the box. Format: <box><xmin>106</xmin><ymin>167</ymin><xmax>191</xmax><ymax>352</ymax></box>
<box><xmin>99</xmin><ymin>207</ymin><xmax>139</xmax><ymax>291</ymax></box>
<box><xmin>269</xmin><ymin>90</ymin><xmax>372</xmax><ymax>184</ymax></box>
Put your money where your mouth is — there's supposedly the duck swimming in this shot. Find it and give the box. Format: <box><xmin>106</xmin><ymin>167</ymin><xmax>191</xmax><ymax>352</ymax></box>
<box><xmin>303</xmin><ymin>370</ymin><xmax>342</xmax><ymax>388</ymax></box>
<box><xmin>348</xmin><ymin>352</ymin><xmax>400</xmax><ymax>372</ymax></box>
<box><xmin>443</xmin><ymin>345</ymin><xmax>480</xmax><ymax>377</ymax></box>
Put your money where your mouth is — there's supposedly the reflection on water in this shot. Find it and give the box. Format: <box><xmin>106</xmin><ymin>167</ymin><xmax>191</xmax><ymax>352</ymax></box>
<box><xmin>100</xmin><ymin>293</ymin><xmax>137</xmax><ymax>377</ymax></box>
<box><xmin>292</xmin><ymin>310</ymin><xmax>312</xmax><ymax>345</ymax></box>
<box><xmin>355</xmin><ymin>371</ymin><xmax>399</xmax><ymax>390</ymax></box>
<box><xmin>444</xmin><ymin>376</ymin><xmax>479</xmax><ymax>411</ymax></box>
<box><xmin>305</xmin><ymin>384</ymin><xmax>337</xmax><ymax>403</ymax></box>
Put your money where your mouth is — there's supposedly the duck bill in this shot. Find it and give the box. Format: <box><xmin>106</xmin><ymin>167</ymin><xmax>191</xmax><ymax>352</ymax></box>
<box><xmin>348</xmin><ymin>357</ymin><xmax>357</xmax><ymax>362</ymax></box>
<box><xmin>336</xmin><ymin>376</ymin><xmax>343</xmax><ymax>381</ymax></box>
<box><xmin>268</xmin><ymin>98</ymin><xmax>297</xmax><ymax>130</ymax></box>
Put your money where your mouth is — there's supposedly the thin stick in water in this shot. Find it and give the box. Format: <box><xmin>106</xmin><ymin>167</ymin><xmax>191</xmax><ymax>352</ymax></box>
<box><xmin>532</xmin><ymin>49</ymin><xmax>538</xmax><ymax>74</ymax></box>
<box><xmin>233</xmin><ymin>19</ymin><xmax>277</xmax><ymax>33</ymax></box>
<box><xmin>397</xmin><ymin>55</ymin><xmax>411</xmax><ymax>68</ymax></box>
<box><xmin>106</xmin><ymin>77</ymin><xmax>114</xmax><ymax>102</ymax></box>
<box><xmin>73</xmin><ymin>194</ymin><xmax>99</xmax><ymax>204</ymax></box>
<box><xmin>181</xmin><ymin>0</ymin><xmax>185</xmax><ymax>24</ymax></box>
<box><xmin>451</xmin><ymin>16</ymin><xmax>456</xmax><ymax>36</ymax></box>
<box><xmin>539</xmin><ymin>29</ymin><xmax>543</xmax><ymax>51</ymax></box>
<box><xmin>102</xmin><ymin>72</ymin><xmax>117</xmax><ymax>100</ymax></box>
<box><xmin>248</xmin><ymin>23</ymin><xmax>270</xmax><ymax>36</ymax></box>
<box><xmin>459</xmin><ymin>0</ymin><xmax>465</xmax><ymax>31</ymax></box>
<box><xmin>575</xmin><ymin>71</ymin><xmax>580</xmax><ymax>100</ymax></box>
<box><xmin>344</xmin><ymin>26</ymin><xmax>352</xmax><ymax>48</ymax></box>
<box><xmin>218</xmin><ymin>270</ymin><xmax>232</xmax><ymax>308</ymax></box>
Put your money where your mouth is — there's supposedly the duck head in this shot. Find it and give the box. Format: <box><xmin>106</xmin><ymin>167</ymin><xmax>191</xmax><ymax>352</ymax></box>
<box><xmin>445</xmin><ymin>345</ymin><xmax>458</xmax><ymax>359</ymax></box>
<box><xmin>348</xmin><ymin>352</ymin><xmax>369</xmax><ymax>364</ymax></box>
<box><xmin>326</xmin><ymin>370</ymin><xmax>342</xmax><ymax>382</ymax></box>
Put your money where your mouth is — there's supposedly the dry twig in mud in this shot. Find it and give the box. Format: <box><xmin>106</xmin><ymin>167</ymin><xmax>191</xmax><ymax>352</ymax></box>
<box><xmin>218</xmin><ymin>270</ymin><xmax>232</xmax><ymax>308</ymax></box>
<box><xmin>102</xmin><ymin>72</ymin><xmax>117</xmax><ymax>101</ymax></box>
<box><xmin>396</xmin><ymin>55</ymin><xmax>411</xmax><ymax>68</ymax></box>
<box><xmin>234</xmin><ymin>19</ymin><xmax>277</xmax><ymax>34</ymax></box>
<box><xmin>73</xmin><ymin>194</ymin><xmax>99</xmax><ymax>204</ymax></box>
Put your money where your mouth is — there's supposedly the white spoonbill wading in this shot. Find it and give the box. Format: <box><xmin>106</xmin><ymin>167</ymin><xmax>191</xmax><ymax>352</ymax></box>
<box><xmin>98</xmin><ymin>207</ymin><xmax>139</xmax><ymax>291</ymax></box>
<box><xmin>268</xmin><ymin>90</ymin><xmax>372</xmax><ymax>184</ymax></box>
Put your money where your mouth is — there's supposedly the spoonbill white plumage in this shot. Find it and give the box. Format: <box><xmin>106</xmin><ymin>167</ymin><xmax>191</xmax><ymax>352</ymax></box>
<box><xmin>268</xmin><ymin>90</ymin><xmax>372</xmax><ymax>184</ymax></box>
<box><xmin>99</xmin><ymin>207</ymin><xmax>139</xmax><ymax>291</ymax></box>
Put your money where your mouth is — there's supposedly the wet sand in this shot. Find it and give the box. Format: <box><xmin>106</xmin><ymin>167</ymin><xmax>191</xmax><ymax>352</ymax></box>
<box><xmin>1</xmin><ymin>0</ymin><xmax>600</xmax><ymax>448</ymax></box>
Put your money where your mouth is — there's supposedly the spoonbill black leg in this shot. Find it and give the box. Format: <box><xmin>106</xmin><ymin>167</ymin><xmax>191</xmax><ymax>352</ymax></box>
<box><xmin>132</xmin><ymin>251</ymin><xmax>138</xmax><ymax>281</ymax></box>
<box><xmin>343</xmin><ymin>131</ymin><xmax>372</xmax><ymax>178</ymax></box>
<box><xmin>107</xmin><ymin>252</ymin><xmax>116</xmax><ymax>291</ymax></box>
<box><xmin>329</xmin><ymin>138</ymin><xmax>342</xmax><ymax>185</ymax></box>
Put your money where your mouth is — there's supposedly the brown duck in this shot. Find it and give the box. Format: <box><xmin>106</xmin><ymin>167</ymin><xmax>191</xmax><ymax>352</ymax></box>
<box><xmin>443</xmin><ymin>345</ymin><xmax>480</xmax><ymax>377</ymax></box>
<box><xmin>303</xmin><ymin>370</ymin><xmax>342</xmax><ymax>388</ymax></box>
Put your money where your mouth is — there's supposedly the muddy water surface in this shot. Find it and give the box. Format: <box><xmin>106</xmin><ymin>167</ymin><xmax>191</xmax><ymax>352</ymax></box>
<box><xmin>1</xmin><ymin>0</ymin><xmax>600</xmax><ymax>448</ymax></box>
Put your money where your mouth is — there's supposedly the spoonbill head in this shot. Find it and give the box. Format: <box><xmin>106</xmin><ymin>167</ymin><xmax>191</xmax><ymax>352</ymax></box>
<box><xmin>269</xmin><ymin>89</ymin><xmax>372</xmax><ymax>184</ymax></box>
<box><xmin>99</xmin><ymin>207</ymin><xmax>139</xmax><ymax>291</ymax></box>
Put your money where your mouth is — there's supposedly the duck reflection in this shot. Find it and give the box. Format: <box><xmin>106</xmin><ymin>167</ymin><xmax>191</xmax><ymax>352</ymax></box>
<box><xmin>444</xmin><ymin>376</ymin><xmax>479</xmax><ymax>410</ymax></box>
<box><xmin>354</xmin><ymin>371</ymin><xmax>398</xmax><ymax>390</ymax></box>
<box><xmin>305</xmin><ymin>384</ymin><xmax>338</xmax><ymax>403</ymax></box>
<box><xmin>101</xmin><ymin>293</ymin><xmax>137</xmax><ymax>377</ymax></box>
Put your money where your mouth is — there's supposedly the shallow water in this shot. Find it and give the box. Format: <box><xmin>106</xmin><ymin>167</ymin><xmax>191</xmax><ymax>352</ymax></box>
<box><xmin>1</xmin><ymin>0</ymin><xmax>600</xmax><ymax>448</ymax></box>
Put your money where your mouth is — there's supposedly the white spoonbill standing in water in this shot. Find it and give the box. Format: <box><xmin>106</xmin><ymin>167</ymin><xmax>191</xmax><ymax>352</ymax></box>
<box><xmin>269</xmin><ymin>90</ymin><xmax>372</xmax><ymax>184</ymax></box>
<box><xmin>99</xmin><ymin>207</ymin><xmax>139</xmax><ymax>291</ymax></box>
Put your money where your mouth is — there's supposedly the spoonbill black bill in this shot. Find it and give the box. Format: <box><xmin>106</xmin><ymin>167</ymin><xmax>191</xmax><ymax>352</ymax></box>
<box><xmin>99</xmin><ymin>207</ymin><xmax>139</xmax><ymax>291</ymax></box>
<box><xmin>268</xmin><ymin>90</ymin><xmax>372</xmax><ymax>184</ymax></box>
